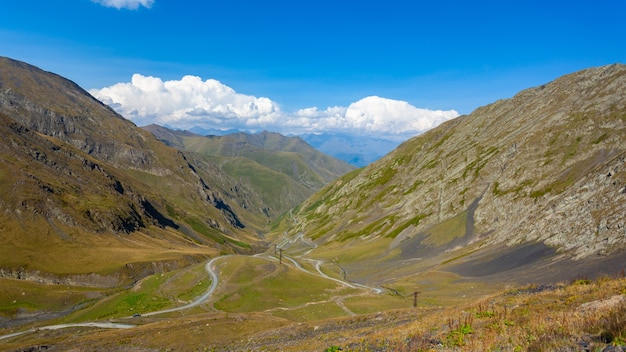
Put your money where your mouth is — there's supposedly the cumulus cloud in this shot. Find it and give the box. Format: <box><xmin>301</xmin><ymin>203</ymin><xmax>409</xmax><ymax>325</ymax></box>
<box><xmin>91</xmin><ymin>74</ymin><xmax>281</xmax><ymax>129</ymax></box>
<box><xmin>91</xmin><ymin>0</ymin><xmax>154</xmax><ymax>10</ymax></box>
<box><xmin>90</xmin><ymin>75</ymin><xmax>459</xmax><ymax>139</ymax></box>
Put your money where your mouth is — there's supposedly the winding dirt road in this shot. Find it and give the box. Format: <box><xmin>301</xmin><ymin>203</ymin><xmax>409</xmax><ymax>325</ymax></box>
<box><xmin>0</xmin><ymin>256</ymin><xmax>226</xmax><ymax>342</ymax></box>
<box><xmin>1</xmin><ymin>234</ymin><xmax>380</xmax><ymax>342</ymax></box>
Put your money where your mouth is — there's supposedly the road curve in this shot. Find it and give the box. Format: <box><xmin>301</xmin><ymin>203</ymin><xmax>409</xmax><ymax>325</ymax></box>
<box><xmin>0</xmin><ymin>245</ymin><xmax>382</xmax><ymax>342</ymax></box>
<box><xmin>140</xmin><ymin>255</ymin><xmax>226</xmax><ymax>317</ymax></box>
<box><xmin>0</xmin><ymin>256</ymin><xmax>228</xmax><ymax>341</ymax></box>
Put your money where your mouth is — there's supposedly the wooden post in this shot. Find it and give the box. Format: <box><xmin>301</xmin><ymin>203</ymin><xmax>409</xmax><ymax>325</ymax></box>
<box><xmin>279</xmin><ymin>249</ymin><xmax>283</xmax><ymax>265</ymax></box>
<box><xmin>413</xmin><ymin>291</ymin><xmax>420</xmax><ymax>308</ymax></box>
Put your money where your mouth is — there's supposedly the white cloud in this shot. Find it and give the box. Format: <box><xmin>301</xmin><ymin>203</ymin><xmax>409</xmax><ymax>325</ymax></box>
<box><xmin>91</xmin><ymin>0</ymin><xmax>154</xmax><ymax>10</ymax></box>
<box><xmin>91</xmin><ymin>74</ymin><xmax>281</xmax><ymax>129</ymax></box>
<box><xmin>345</xmin><ymin>96</ymin><xmax>458</xmax><ymax>133</ymax></box>
<box><xmin>90</xmin><ymin>75</ymin><xmax>459</xmax><ymax>139</ymax></box>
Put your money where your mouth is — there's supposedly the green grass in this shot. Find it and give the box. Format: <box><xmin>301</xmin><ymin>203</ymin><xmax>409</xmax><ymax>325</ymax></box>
<box><xmin>342</xmin><ymin>294</ymin><xmax>411</xmax><ymax>314</ymax></box>
<box><xmin>336</xmin><ymin>216</ymin><xmax>394</xmax><ymax>242</ymax></box>
<box><xmin>530</xmin><ymin>150</ymin><xmax>607</xmax><ymax>198</ymax></box>
<box><xmin>159</xmin><ymin>262</ymin><xmax>211</xmax><ymax>302</ymax></box>
<box><xmin>493</xmin><ymin>179</ymin><xmax>536</xmax><ymax>197</ymax></box>
<box><xmin>61</xmin><ymin>260</ymin><xmax>216</xmax><ymax>322</ymax></box>
<box><xmin>214</xmin><ymin>256</ymin><xmax>359</xmax><ymax>313</ymax></box>
<box><xmin>422</xmin><ymin>211</ymin><xmax>468</xmax><ymax>247</ymax></box>
<box><xmin>0</xmin><ymin>278</ymin><xmax>103</xmax><ymax>319</ymax></box>
<box><xmin>366</xmin><ymin>166</ymin><xmax>398</xmax><ymax>188</ymax></box>
<box><xmin>402</xmin><ymin>179</ymin><xmax>425</xmax><ymax>195</ymax></box>
<box><xmin>386</xmin><ymin>213</ymin><xmax>430</xmax><ymax>239</ymax></box>
<box><xmin>462</xmin><ymin>146</ymin><xmax>498</xmax><ymax>179</ymax></box>
<box><xmin>64</xmin><ymin>272</ymin><xmax>177</xmax><ymax>321</ymax></box>
<box><xmin>312</xmin><ymin>236</ymin><xmax>393</xmax><ymax>265</ymax></box>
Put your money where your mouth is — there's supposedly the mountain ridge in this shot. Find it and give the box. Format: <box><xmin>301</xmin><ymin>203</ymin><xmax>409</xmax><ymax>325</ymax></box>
<box><xmin>143</xmin><ymin>125</ymin><xmax>356</xmax><ymax>217</ymax></box>
<box><xmin>282</xmin><ymin>63</ymin><xmax>626</xmax><ymax>283</ymax></box>
<box><xmin>0</xmin><ymin>56</ymin><xmax>275</xmax><ymax>285</ymax></box>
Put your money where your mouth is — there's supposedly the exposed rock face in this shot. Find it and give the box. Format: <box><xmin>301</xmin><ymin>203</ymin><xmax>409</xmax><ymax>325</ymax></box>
<box><xmin>0</xmin><ymin>57</ymin><xmax>160</xmax><ymax>171</ymax></box>
<box><xmin>292</xmin><ymin>64</ymin><xmax>626</xmax><ymax>261</ymax></box>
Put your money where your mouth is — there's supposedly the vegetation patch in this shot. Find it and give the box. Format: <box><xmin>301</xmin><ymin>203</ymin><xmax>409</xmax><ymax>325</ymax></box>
<box><xmin>214</xmin><ymin>256</ymin><xmax>357</xmax><ymax>313</ymax></box>
<box><xmin>386</xmin><ymin>213</ymin><xmax>430</xmax><ymax>239</ymax></box>
<box><xmin>531</xmin><ymin>150</ymin><xmax>609</xmax><ymax>198</ymax></box>
<box><xmin>0</xmin><ymin>278</ymin><xmax>102</xmax><ymax>319</ymax></box>
<box><xmin>342</xmin><ymin>295</ymin><xmax>410</xmax><ymax>314</ymax></box>
<box><xmin>336</xmin><ymin>216</ymin><xmax>394</xmax><ymax>242</ymax></box>
<box><xmin>312</xmin><ymin>237</ymin><xmax>392</xmax><ymax>265</ymax></box>
<box><xmin>159</xmin><ymin>262</ymin><xmax>211</xmax><ymax>302</ymax></box>
<box><xmin>403</xmin><ymin>179</ymin><xmax>425</xmax><ymax>195</ymax></box>
<box><xmin>332</xmin><ymin>275</ymin><xmax>626</xmax><ymax>352</ymax></box>
<box><xmin>422</xmin><ymin>211</ymin><xmax>468</xmax><ymax>247</ymax></box>
<box><xmin>493</xmin><ymin>179</ymin><xmax>536</xmax><ymax>197</ymax></box>
<box><xmin>462</xmin><ymin>146</ymin><xmax>498</xmax><ymax>180</ymax></box>
<box><xmin>64</xmin><ymin>271</ymin><xmax>177</xmax><ymax>321</ymax></box>
<box><xmin>367</xmin><ymin>166</ymin><xmax>398</xmax><ymax>187</ymax></box>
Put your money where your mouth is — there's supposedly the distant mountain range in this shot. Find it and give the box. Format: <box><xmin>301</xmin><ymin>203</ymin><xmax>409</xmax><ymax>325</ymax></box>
<box><xmin>299</xmin><ymin>133</ymin><xmax>401</xmax><ymax>167</ymax></box>
<box><xmin>179</xmin><ymin>126</ymin><xmax>401</xmax><ymax>167</ymax></box>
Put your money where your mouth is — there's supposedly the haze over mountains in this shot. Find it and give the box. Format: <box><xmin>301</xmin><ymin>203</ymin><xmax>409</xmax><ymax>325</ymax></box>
<box><xmin>183</xmin><ymin>126</ymin><xmax>400</xmax><ymax>167</ymax></box>
<box><xmin>1</xmin><ymin>56</ymin><xmax>625</xmax><ymax>350</ymax></box>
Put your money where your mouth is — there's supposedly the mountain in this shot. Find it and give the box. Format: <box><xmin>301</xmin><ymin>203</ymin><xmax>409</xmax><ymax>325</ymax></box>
<box><xmin>283</xmin><ymin>64</ymin><xmax>626</xmax><ymax>284</ymax></box>
<box><xmin>143</xmin><ymin>125</ymin><xmax>356</xmax><ymax>218</ymax></box>
<box><xmin>299</xmin><ymin>132</ymin><xmax>401</xmax><ymax>167</ymax></box>
<box><xmin>0</xmin><ymin>57</ymin><xmax>272</xmax><ymax>286</ymax></box>
<box><xmin>177</xmin><ymin>126</ymin><xmax>401</xmax><ymax>167</ymax></box>
<box><xmin>2</xmin><ymin>59</ymin><xmax>626</xmax><ymax>351</ymax></box>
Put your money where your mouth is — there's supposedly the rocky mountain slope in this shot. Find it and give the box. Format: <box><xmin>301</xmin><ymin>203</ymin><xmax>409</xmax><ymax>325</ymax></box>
<box><xmin>0</xmin><ymin>57</ymin><xmax>275</xmax><ymax>283</ymax></box>
<box><xmin>143</xmin><ymin>125</ymin><xmax>355</xmax><ymax>217</ymax></box>
<box><xmin>284</xmin><ymin>64</ymin><xmax>626</xmax><ymax>283</ymax></box>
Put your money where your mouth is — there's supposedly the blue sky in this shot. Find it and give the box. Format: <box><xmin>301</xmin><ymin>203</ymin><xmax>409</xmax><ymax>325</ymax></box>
<box><xmin>2</xmin><ymin>0</ymin><xmax>626</xmax><ymax>138</ymax></box>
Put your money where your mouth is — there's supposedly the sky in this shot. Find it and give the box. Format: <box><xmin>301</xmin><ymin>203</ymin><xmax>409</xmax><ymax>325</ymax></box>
<box><xmin>2</xmin><ymin>0</ymin><xmax>626</xmax><ymax>140</ymax></box>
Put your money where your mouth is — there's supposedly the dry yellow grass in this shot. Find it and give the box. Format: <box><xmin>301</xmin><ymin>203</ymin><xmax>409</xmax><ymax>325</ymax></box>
<box><xmin>4</xmin><ymin>274</ymin><xmax>625</xmax><ymax>351</ymax></box>
<box><xmin>334</xmin><ymin>275</ymin><xmax>626</xmax><ymax>351</ymax></box>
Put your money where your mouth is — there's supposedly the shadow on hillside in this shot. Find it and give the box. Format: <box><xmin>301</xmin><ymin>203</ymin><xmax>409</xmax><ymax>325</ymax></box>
<box><xmin>445</xmin><ymin>242</ymin><xmax>626</xmax><ymax>284</ymax></box>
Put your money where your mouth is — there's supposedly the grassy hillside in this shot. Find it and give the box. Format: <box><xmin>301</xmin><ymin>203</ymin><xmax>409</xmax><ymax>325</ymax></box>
<box><xmin>0</xmin><ymin>57</ymin><xmax>270</xmax><ymax>287</ymax></box>
<box><xmin>143</xmin><ymin>125</ymin><xmax>356</xmax><ymax>217</ymax></box>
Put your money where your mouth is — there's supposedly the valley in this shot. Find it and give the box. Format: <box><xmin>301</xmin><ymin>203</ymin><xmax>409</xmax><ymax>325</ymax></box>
<box><xmin>0</xmin><ymin>57</ymin><xmax>625</xmax><ymax>351</ymax></box>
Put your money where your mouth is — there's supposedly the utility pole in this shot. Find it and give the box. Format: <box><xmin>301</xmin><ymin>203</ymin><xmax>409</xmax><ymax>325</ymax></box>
<box><xmin>413</xmin><ymin>291</ymin><xmax>420</xmax><ymax>308</ymax></box>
